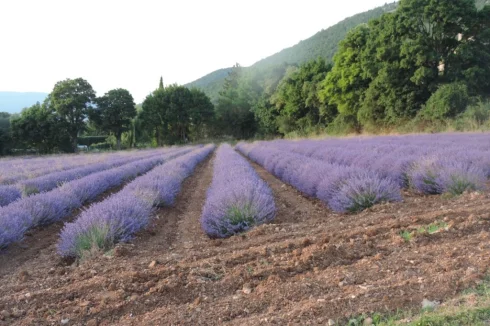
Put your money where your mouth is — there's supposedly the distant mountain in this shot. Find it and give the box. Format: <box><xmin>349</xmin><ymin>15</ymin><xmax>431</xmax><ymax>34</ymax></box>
<box><xmin>185</xmin><ymin>2</ymin><xmax>398</xmax><ymax>102</ymax></box>
<box><xmin>0</xmin><ymin>92</ymin><xmax>48</xmax><ymax>114</ymax></box>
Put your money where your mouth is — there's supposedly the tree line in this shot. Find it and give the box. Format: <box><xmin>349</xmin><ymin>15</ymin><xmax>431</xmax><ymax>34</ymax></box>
<box><xmin>0</xmin><ymin>77</ymin><xmax>215</xmax><ymax>154</ymax></box>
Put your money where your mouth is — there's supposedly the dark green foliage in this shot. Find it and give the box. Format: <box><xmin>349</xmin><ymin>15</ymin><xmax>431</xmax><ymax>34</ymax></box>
<box><xmin>78</xmin><ymin>136</ymin><xmax>108</xmax><ymax>147</ymax></box>
<box><xmin>319</xmin><ymin>25</ymin><xmax>371</xmax><ymax>131</ymax></box>
<box><xmin>421</xmin><ymin>83</ymin><xmax>472</xmax><ymax>120</ymax></box>
<box><xmin>0</xmin><ymin>112</ymin><xmax>12</xmax><ymax>155</ymax></box>
<box><xmin>90</xmin><ymin>142</ymin><xmax>112</xmax><ymax>150</ymax></box>
<box><xmin>271</xmin><ymin>59</ymin><xmax>335</xmax><ymax>135</ymax></box>
<box><xmin>90</xmin><ymin>88</ymin><xmax>136</xmax><ymax>150</ymax></box>
<box><xmin>158</xmin><ymin>76</ymin><xmax>164</xmax><ymax>90</ymax></box>
<box><xmin>214</xmin><ymin>64</ymin><xmax>258</xmax><ymax>139</ymax></box>
<box><xmin>140</xmin><ymin>84</ymin><xmax>214</xmax><ymax>145</ymax></box>
<box><xmin>317</xmin><ymin>0</ymin><xmax>490</xmax><ymax>132</ymax></box>
<box><xmin>11</xmin><ymin>102</ymin><xmax>71</xmax><ymax>154</ymax></box>
<box><xmin>49</xmin><ymin>78</ymin><xmax>96</xmax><ymax>151</ymax></box>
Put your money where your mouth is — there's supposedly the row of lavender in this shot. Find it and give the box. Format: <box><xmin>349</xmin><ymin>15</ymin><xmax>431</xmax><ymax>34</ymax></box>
<box><xmin>0</xmin><ymin>148</ymin><xmax>171</xmax><ymax>207</ymax></box>
<box><xmin>58</xmin><ymin>145</ymin><xmax>215</xmax><ymax>258</ymax></box>
<box><xmin>201</xmin><ymin>144</ymin><xmax>275</xmax><ymax>238</ymax></box>
<box><xmin>237</xmin><ymin>133</ymin><xmax>490</xmax><ymax>212</ymax></box>
<box><xmin>0</xmin><ymin>147</ymin><xmax>194</xmax><ymax>249</ymax></box>
<box><xmin>0</xmin><ymin>150</ymin><xmax>149</xmax><ymax>185</ymax></box>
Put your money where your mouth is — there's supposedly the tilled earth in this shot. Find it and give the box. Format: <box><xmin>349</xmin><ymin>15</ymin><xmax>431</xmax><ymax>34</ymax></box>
<box><xmin>1</xmin><ymin>155</ymin><xmax>490</xmax><ymax>325</ymax></box>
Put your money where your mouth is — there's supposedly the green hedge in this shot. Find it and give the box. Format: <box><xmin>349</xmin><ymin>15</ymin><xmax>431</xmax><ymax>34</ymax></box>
<box><xmin>78</xmin><ymin>136</ymin><xmax>108</xmax><ymax>146</ymax></box>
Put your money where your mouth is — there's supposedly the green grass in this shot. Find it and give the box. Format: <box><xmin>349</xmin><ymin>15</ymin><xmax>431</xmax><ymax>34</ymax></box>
<box><xmin>400</xmin><ymin>221</ymin><xmax>448</xmax><ymax>242</ymax></box>
<box><xmin>73</xmin><ymin>224</ymin><xmax>113</xmax><ymax>259</ymax></box>
<box><xmin>400</xmin><ymin>230</ymin><xmax>413</xmax><ymax>242</ymax></box>
<box><xmin>418</xmin><ymin>221</ymin><xmax>448</xmax><ymax>235</ymax></box>
<box><xmin>343</xmin><ymin>276</ymin><xmax>490</xmax><ymax>326</ymax></box>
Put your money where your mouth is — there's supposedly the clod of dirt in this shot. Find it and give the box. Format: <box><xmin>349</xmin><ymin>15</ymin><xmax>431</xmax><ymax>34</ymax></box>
<box><xmin>18</xmin><ymin>270</ymin><xmax>29</xmax><ymax>282</ymax></box>
<box><xmin>148</xmin><ymin>260</ymin><xmax>158</xmax><ymax>268</ymax></box>
<box><xmin>242</xmin><ymin>283</ymin><xmax>253</xmax><ymax>294</ymax></box>
<box><xmin>86</xmin><ymin>319</ymin><xmax>98</xmax><ymax>326</ymax></box>
<box><xmin>0</xmin><ymin>310</ymin><xmax>9</xmax><ymax>319</ymax></box>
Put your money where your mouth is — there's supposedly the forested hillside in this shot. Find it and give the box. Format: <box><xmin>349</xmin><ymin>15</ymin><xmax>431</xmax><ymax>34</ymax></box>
<box><xmin>185</xmin><ymin>2</ymin><xmax>398</xmax><ymax>102</ymax></box>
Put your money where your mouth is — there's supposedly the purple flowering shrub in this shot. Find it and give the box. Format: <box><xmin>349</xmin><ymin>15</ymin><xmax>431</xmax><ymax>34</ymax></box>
<box><xmin>201</xmin><ymin>144</ymin><xmax>276</xmax><ymax>238</ymax></box>
<box><xmin>0</xmin><ymin>148</ymin><xmax>188</xmax><ymax>250</ymax></box>
<box><xmin>0</xmin><ymin>207</ymin><xmax>30</xmax><ymax>249</ymax></box>
<box><xmin>57</xmin><ymin>145</ymin><xmax>214</xmax><ymax>258</ymax></box>
<box><xmin>408</xmin><ymin>157</ymin><xmax>487</xmax><ymax>195</ymax></box>
<box><xmin>0</xmin><ymin>186</ymin><xmax>22</xmax><ymax>206</ymax></box>
<box><xmin>327</xmin><ymin>172</ymin><xmax>403</xmax><ymax>213</ymax></box>
<box><xmin>57</xmin><ymin>192</ymin><xmax>154</xmax><ymax>258</ymax></box>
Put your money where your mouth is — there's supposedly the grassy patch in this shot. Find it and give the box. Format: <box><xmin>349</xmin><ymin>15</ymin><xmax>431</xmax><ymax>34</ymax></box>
<box><xmin>400</xmin><ymin>221</ymin><xmax>448</xmax><ymax>242</ymax></box>
<box><xmin>400</xmin><ymin>230</ymin><xmax>413</xmax><ymax>242</ymax></box>
<box><xmin>74</xmin><ymin>224</ymin><xmax>113</xmax><ymax>259</ymax></box>
<box><xmin>418</xmin><ymin>221</ymin><xmax>448</xmax><ymax>235</ymax></box>
<box><xmin>343</xmin><ymin>276</ymin><xmax>490</xmax><ymax>325</ymax></box>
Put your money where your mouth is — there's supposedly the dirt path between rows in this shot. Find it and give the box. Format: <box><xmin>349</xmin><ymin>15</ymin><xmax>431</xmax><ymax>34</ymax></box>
<box><xmin>1</xmin><ymin>152</ymin><xmax>490</xmax><ymax>326</ymax></box>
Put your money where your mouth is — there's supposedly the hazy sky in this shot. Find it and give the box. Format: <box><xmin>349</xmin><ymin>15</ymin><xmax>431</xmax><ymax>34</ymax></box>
<box><xmin>1</xmin><ymin>0</ymin><xmax>390</xmax><ymax>102</ymax></box>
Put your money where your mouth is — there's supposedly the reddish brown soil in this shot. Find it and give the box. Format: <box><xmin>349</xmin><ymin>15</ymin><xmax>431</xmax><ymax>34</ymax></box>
<box><xmin>1</xmin><ymin>155</ymin><xmax>490</xmax><ymax>326</ymax></box>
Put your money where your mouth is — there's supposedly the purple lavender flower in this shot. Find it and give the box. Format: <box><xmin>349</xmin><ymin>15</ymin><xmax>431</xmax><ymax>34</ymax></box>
<box><xmin>201</xmin><ymin>144</ymin><xmax>276</xmax><ymax>238</ymax></box>
<box><xmin>327</xmin><ymin>172</ymin><xmax>403</xmax><ymax>213</ymax></box>
<box><xmin>0</xmin><ymin>185</ymin><xmax>22</xmax><ymax>206</ymax></box>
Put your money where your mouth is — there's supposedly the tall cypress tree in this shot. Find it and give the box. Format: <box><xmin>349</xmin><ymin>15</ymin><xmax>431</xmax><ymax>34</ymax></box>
<box><xmin>159</xmin><ymin>76</ymin><xmax>164</xmax><ymax>90</ymax></box>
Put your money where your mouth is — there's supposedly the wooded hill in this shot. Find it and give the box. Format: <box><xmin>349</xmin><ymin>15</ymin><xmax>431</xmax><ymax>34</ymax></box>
<box><xmin>185</xmin><ymin>0</ymin><xmax>489</xmax><ymax>103</ymax></box>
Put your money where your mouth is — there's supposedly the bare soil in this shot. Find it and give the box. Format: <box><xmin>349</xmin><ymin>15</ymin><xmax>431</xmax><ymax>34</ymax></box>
<box><xmin>1</xmin><ymin>155</ymin><xmax>490</xmax><ymax>326</ymax></box>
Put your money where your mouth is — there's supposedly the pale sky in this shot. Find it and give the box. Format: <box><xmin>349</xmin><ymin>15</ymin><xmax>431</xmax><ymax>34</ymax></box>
<box><xmin>0</xmin><ymin>0</ymin><xmax>390</xmax><ymax>102</ymax></box>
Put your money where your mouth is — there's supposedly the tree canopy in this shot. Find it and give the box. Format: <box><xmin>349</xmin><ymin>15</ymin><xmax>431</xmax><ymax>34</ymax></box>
<box><xmin>90</xmin><ymin>88</ymin><xmax>136</xmax><ymax>150</ymax></box>
<box><xmin>49</xmin><ymin>78</ymin><xmax>96</xmax><ymax>151</ymax></box>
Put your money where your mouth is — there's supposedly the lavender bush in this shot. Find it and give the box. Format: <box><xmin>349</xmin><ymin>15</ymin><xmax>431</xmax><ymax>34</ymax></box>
<box><xmin>327</xmin><ymin>172</ymin><xmax>403</xmax><ymax>213</ymax></box>
<box><xmin>0</xmin><ymin>186</ymin><xmax>22</xmax><ymax>206</ymax></box>
<box><xmin>58</xmin><ymin>145</ymin><xmax>214</xmax><ymax>258</ymax></box>
<box><xmin>201</xmin><ymin>144</ymin><xmax>276</xmax><ymax>238</ymax></box>
<box><xmin>408</xmin><ymin>157</ymin><xmax>487</xmax><ymax>195</ymax></box>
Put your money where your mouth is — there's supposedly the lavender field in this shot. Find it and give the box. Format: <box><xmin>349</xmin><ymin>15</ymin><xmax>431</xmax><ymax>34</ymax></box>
<box><xmin>1</xmin><ymin>133</ymin><xmax>489</xmax><ymax>254</ymax></box>
<box><xmin>1</xmin><ymin>134</ymin><xmax>490</xmax><ymax>325</ymax></box>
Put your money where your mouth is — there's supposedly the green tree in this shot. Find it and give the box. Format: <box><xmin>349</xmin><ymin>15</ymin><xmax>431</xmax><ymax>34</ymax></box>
<box><xmin>319</xmin><ymin>25</ymin><xmax>371</xmax><ymax>131</ymax></box>
<box><xmin>0</xmin><ymin>112</ymin><xmax>12</xmax><ymax>155</ymax></box>
<box><xmin>159</xmin><ymin>76</ymin><xmax>164</xmax><ymax>90</ymax></box>
<box><xmin>140</xmin><ymin>85</ymin><xmax>214</xmax><ymax>145</ymax></box>
<box><xmin>396</xmin><ymin>0</ymin><xmax>478</xmax><ymax>89</ymax></box>
<box><xmin>421</xmin><ymin>82</ymin><xmax>472</xmax><ymax>120</ymax></box>
<box><xmin>90</xmin><ymin>88</ymin><xmax>136</xmax><ymax>150</ymax></box>
<box><xmin>188</xmin><ymin>88</ymin><xmax>214</xmax><ymax>141</ymax></box>
<box><xmin>271</xmin><ymin>58</ymin><xmax>335</xmax><ymax>135</ymax></box>
<box><xmin>49</xmin><ymin>78</ymin><xmax>96</xmax><ymax>151</ymax></box>
<box><xmin>215</xmin><ymin>64</ymin><xmax>258</xmax><ymax>139</ymax></box>
<box><xmin>11</xmin><ymin>102</ymin><xmax>70</xmax><ymax>153</ymax></box>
